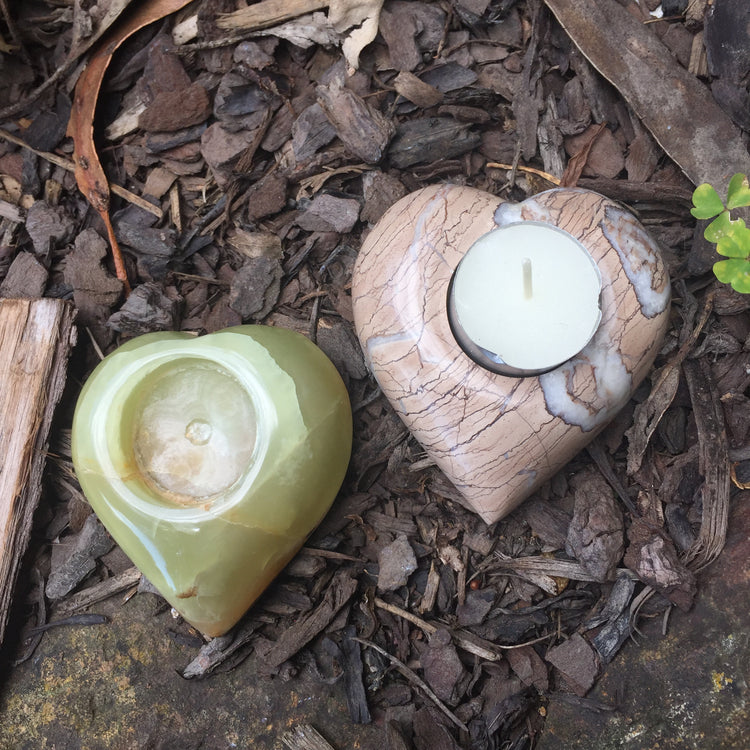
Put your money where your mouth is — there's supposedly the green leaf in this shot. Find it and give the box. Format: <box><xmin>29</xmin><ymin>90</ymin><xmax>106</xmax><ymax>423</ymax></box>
<box><xmin>717</xmin><ymin>231</ymin><xmax>748</xmax><ymax>258</ymax></box>
<box><xmin>691</xmin><ymin>183</ymin><xmax>725</xmax><ymax>219</ymax></box>
<box><xmin>726</xmin><ymin>173</ymin><xmax>750</xmax><ymax>210</ymax></box>
<box><xmin>705</xmin><ymin>211</ymin><xmax>744</xmax><ymax>243</ymax></box>
<box><xmin>714</xmin><ymin>258</ymin><xmax>750</xmax><ymax>294</ymax></box>
<box><xmin>732</xmin><ymin>225</ymin><xmax>750</xmax><ymax>252</ymax></box>
<box><xmin>716</xmin><ymin>229</ymin><xmax>750</xmax><ymax>258</ymax></box>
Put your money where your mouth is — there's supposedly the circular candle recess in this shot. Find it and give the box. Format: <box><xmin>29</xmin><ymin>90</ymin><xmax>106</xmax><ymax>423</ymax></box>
<box><xmin>72</xmin><ymin>326</ymin><xmax>352</xmax><ymax>637</ymax></box>
<box><xmin>448</xmin><ymin>222</ymin><xmax>602</xmax><ymax>376</ymax></box>
<box><xmin>131</xmin><ymin>361</ymin><xmax>258</xmax><ymax>501</ymax></box>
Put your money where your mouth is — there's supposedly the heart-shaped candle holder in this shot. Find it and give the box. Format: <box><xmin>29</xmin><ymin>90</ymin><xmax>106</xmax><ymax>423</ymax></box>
<box><xmin>72</xmin><ymin>326</ymin><xmax>352</xmax><ymax>636</ymax></box>
<box><xmin>352</xmin><ymin>184</ymin><xmax>670</xmax><ymax>524</ymax></box>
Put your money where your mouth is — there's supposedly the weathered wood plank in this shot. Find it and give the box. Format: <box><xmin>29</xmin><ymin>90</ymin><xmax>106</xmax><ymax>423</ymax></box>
<box><xmin>0</xmin><ymin>298</ymin><xmax>76</xmax><ymax>645</ymax></box>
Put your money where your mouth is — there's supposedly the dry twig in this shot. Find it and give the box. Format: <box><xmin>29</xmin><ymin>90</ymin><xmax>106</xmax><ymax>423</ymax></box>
<box><xmin>352</xmin><ymin>637</ymin><xmax>469</xmax><ymax>733</ymax></box>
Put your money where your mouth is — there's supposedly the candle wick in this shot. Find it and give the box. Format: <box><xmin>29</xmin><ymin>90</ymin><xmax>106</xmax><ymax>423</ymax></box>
<box><xmin>522</xmin><ymin>258</ymin><xmax>533</xmax><ymax>300</ymax></box>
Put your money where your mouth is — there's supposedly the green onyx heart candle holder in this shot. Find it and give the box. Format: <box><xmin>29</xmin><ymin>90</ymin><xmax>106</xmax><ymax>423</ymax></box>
<box><xmin>72</xmin><ymin>326</ymin><xmax>352</xmax><ymax>636</ymax></box>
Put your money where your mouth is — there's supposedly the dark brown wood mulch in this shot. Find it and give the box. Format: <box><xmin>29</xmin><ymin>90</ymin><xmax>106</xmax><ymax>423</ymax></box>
<box><xmin>0</xmin><ymin>0</ymin><xmax>749</xmax><ymax>748</ymax></box>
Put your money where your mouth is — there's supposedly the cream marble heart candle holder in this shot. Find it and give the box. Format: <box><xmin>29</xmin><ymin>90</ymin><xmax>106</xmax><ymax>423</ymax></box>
<box><xmin>352</xmin><ymin>184</ymin><xmax>670</xmax><ymax>524</ymax></box>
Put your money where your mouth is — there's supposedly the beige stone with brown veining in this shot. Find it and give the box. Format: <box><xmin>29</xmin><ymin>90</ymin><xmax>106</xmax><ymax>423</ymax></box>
<box><xmin>352</xmin><ymin>184</ymin><xmax>670</xmax><ymax>524</ymax></box>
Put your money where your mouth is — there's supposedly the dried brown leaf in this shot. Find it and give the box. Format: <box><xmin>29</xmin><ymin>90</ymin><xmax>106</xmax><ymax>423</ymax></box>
<box><xmin>67</xmin><ymin>0</ymin><xmax>194</xmax><ymax>292</ymax></box>
<box><xmin>624</xmin><ymin>519</ymin><xmax>697</xmax><ymax>611</ymax></box>
<box><xmin>329</xmin><ymin>0</ymin><xmax>384</xmax><ymax>72</ymax></box>
<box><xmin>559</xmin><ymin>121</ymin><xmax>605</xmax><ymax>187</ymax></box>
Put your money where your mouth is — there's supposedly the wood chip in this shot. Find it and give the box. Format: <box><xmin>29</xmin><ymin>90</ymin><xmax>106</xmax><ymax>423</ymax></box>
<box><xmin>55</xmin><ymin>566</ymin><xmax>142</xmax><ymax>618</ymax></box>
<box><xmin>626</xmin><ymin>290</ymin><xmax>715</xmax><ymax>475</ymax></box>
<box><xmin>387</xmin><ymin>117</ymin><xmax>479</xmax><ymax>168</ymax></box>
<box><xmin>393</xmin><ymin>72</ymin><xmax>444</xmax><ymax>108</ymax></box>
<box><xmin>566</xmin><ymin>469</ymin><xmax>624</xmax><ymax>582</ymax></box>
<box><xmin>282</xmin><ymin>724</ymin><xmax>336</xmax><ymax>750</ymax></box>
<box><xmin>246</xmin><ymin>172</ymin><xmax>288</xmax><ymax>221</ymax></box>
<box><xmin>506</xmin><ymin>645</ymin><xmax>549</xmax><ymax>692</ymax></box>
<box><xmin>226</xmin><ymin>229</ymin><xmax>282</xmax><ymax>260</ymax></box>
<box><xmin>297</xmin><ymin>193</ymin><xmax>360</xmax><ymax>233</ymax></box>
<box><xmin>182</xmin><ymin>621</ymin><xmax>257</xmax><ymax>679</ymax></box>
<box><xmin>545</xmin><ymin>633</ymin><xmax>599</xmax><ymax>696</ymax></box>
<box><xmin>337</xmin><ymin>627</ymin><xmax>372</xmax><ymax>723</ymax></box>
<box><xmin>139</xmin><ymin>82</ymin><xmax>211</xmax><ymax>133</ymax></box>
<box><xmin>25</xmin><ymin>199</ymin><xmax>74</xmax><ymax>256</ymax></box>
<box><xmin>682</xmin><ymin>358</ymin><xmax>730</xmax><ymax>569</ymax></box>
<box><xmin>228</xmin><ymin>255</ymin><xmax>283</xmax><ymax>321</ymax></box>
<box><xmin>45</xmin><ymin>516</ymin><xmax>114</xmax><ymax>601</ymax></box>
<box><xmin>107</xmin><ymin>282</ymin><xmax>180</xmax><ymax>335</ymax></box>
<box><xmin>316</xmin><ymin>77</ymin><xmax>394</xmax><ymax>163</ymax></box>
<box><xmin>260</xmin><ymin>569</ymin><xmax>357</xmax><ymax>669</ymax></box>
<box><xmin>143</xmin><ymin>167</ymin><xmax>177</xmax><ymax>200</ymax></box>
<box><xmin>0</xmin><ymin>251</ymin><xmax>47</xmax><ymax>298</ymax></box>
<box><xmin>419</xmin><ymin>561</ymin><xmax>441</xmax><ymax>615</ymax></box>
<box><xmin>421</xmin><ymin>628</ymin><xmax>468</xmax><ymax>705</ymax></box>
<box><xmin>379</xmin><ymin>2</ymin><xmax>445</xmax><ymax>72</ymax></box>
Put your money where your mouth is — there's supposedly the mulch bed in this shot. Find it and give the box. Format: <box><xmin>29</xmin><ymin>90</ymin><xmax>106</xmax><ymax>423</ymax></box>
<box><xmin>1</xmin><ymin>0</ymin><xmax>748</xmax><ymax>748</ymax></box>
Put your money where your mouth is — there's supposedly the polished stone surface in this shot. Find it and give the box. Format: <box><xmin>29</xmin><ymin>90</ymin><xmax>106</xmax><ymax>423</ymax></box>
<box><xmin>72</xmin><ymin>326</ymin><xmax>352</xmax><ymax>636</ymax></box>
<box><xmin>352</xmin><ymin>185</ymin><xmax>670</xmax><ymax>523</ymax></box>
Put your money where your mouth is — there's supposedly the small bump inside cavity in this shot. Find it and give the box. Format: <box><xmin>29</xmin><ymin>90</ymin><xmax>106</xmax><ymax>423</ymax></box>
<box><xmin>185</xmin><ymin>419</ymin><xmax>212</xmax><ymax>446</ymax></box>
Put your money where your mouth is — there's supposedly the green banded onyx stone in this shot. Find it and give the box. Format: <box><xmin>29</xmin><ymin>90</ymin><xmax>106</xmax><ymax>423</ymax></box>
<box><xmin>72</xmin><ymin>326</ymin><xmax>352</xmax><ymax>636</ymax></box>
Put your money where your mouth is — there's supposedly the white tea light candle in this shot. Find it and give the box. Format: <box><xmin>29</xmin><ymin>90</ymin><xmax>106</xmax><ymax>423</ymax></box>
<box><xmin>449</xmin><ymin>222</ymin><xmax>602</xmax><ymax>376</ymax></box>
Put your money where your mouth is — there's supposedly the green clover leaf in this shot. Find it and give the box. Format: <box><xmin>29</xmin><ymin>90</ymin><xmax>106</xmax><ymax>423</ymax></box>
<box><xmin>717</xmin><ymin>234</ymin><xmax>745</xmax><ymax>258</ymax></box>
<box><xmin>691</xmin><ymin>183</ymin><xmax>725</xmax><ymax>219</ymax></box>
<box><xmin>697</xmin><ymin>175</ymin><xmax>750</xmax><ymax>293</ymax></box>
<box><xmin>714</xmin><ymin>258</ymin><xmax>750</xmax><ymax>293</ymax></box>
<box><xmin>726</xmin><ymin>173</ymin><xmax>750</xmax><ymax>210</ymax></box>
<box><xmin>716</xmin><ymin>225</ymin><xmax>750</xmax><ymax>258</ymax></box>
<box><xmin>705</xmin><ymin>211</ymin><xmax>744</xmax><ymax>243</ymax></box>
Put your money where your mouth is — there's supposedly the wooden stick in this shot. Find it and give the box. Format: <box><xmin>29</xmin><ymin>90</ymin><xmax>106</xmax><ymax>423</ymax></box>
<box><xmin>55</xmin><ymin>566</ymin><xmax>142</xmax><ymax>618</ymax></box>
<box><xmin>217</xmin><ymin>0</ymin><xmax>328</xmax><ymax>31</ymax></box>
<box><xmin>282</xmin><ymin>725</ymin><xmax>336</xmax><ymax>750</ymax></box>
<box><xmin>0</xmin><ymin>299</ymin><xmax>76</xmax><ymax>645</ymax></box>
<box><xmin>375</xmin><ymin>596</ymin><xmax>499</xmax><ymax>661</ymax></box>
<box><xmin>0</xmin><ymin>128</ymin><xmax>163</xmax><ymax>220</ymax></box>
<box><xmin>374</xmin><ymin>597</ymin><xmax>556</xmax><ymax>659</ymax></box>
<box><xmin>352</xmin><ymin>637</ymin><xmax>468</xmax><ymax>733</ymax></box>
